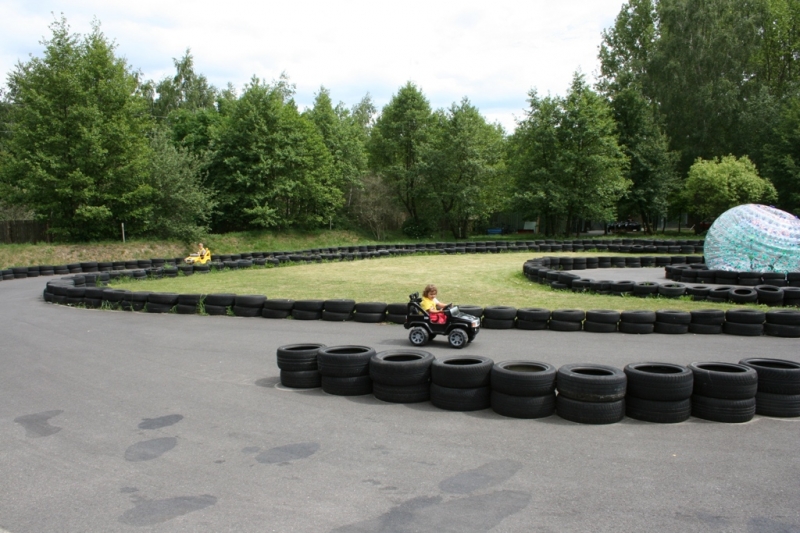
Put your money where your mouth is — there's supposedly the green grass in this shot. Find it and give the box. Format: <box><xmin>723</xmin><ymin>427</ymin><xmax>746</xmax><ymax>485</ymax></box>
<box><xmin>109</xmin><ymin>253</ymin><xmax>762</xmax><ymax>312</ymax></box>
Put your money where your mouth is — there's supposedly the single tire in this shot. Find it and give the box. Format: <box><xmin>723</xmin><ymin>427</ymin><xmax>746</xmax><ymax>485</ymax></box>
<box><xmin>764</xmin><ymin>323</ymin><xmax>800</xmax><ymax>338</ymax></box>
<box><xmin>556</xmin><ymin>364</ymin><xmax>627</xmax><ymax>402</ymax></box>
<box><xmin>355</xmin><ymin>302</ymin><xmax>388</xmax><ymax>314</ymax></box>
<box><xmin>549</xmin><ymin>319</ymin><xmax>583</xmax><ymax>332</ymax></box>
<box><xmin>317</xmin><ymin>345</ymin><xmax>376</xmax><ymax>378</ymax></box>
<box><xmin>280</xmin><ymin>370</ymin><xmax>321</xmax><ymax>389</ymax></box>
<box><xmin>551</xmin><ymin>309</ymin><xmax>586</xmax><ymax>322</ymax></box>
<box><xmin>386</xmin><ymin>313</ymin><xmax>407</xmax><ymax>324</ymax></box>
<box><xmin>277</xmin><ymin>344</ymin><xmax>324</xmax><ymax>372</ymax></box>
<box><xmin>491</xmin><ymin>391</ymin><xmax>556</xmax><ymax>419</ymax></box>
<box><xmin>430</xmin><ymin>384</ymin><xmax>490</xmax><ymax>411</ymax></box>
<box><xmin>372</xmin><ymin>382</ymin><xmax>430</xmax><ymax>403</ymax></box>
<box><xmin>353</xmin><ymin>312</ymin><xmax>385</xmax><ymax>323</ymax></box>
<box><xmin>481</xmin><ymin>317</ymin><xmax>515</xmax><ymax>329</ymax></box>
<box><xmin>262</xmin><ymin>308</ymin><xmax>290</xmax><ymax>319</ymax></box>
<box><xmin>689</xmin><ymin>323</ymin><xmax>722</xmax><ymax>334</ymax></box>
<box><xmin>293</xmin><ymin>299</ymin><xmax>325</xmax><ymax>312</ymax></box>
<box><xmin>323</xmin><ymin>299</ymin><xmax>356</xmax><ymax>313</ymax></box>
<box><xmin>235</xmin><ymin>295</ymin><xmax>266</xmax><ymax>308</ymax></box>
<box><xmin>369</xmin><ymin>349</ymin><xmax>433</xmax><ymax>386</ymax></box>
<box><xmin>658</xmin><ymin>283</ymin><xmax>686</xmax><ymax>298</ymax></box>
<box><xmin>585</xmin><ymin>310</ymin><xmax>620</xmax><ymax>324</ymax></box>
<box><xmin>431</xmin><ymin>356</ymin><xmax>493</xmax><ymax>388</ymax></box>
<box><xmin>619</xmin><ymin>321</ymin><xmax>654</xmax><ymax>334</ymax></box>
<box><xmin>654</xmin><ymin>322</ymin><xmax>689</xmax><ymax>334</ymax></box>
<box><xmin>722</xmin><ymin>322</ymin><xmax>763</xmax><ymax>336</ymax></box>
<box><xmin>448</xmin><ymin>328</ymin><xmax>469</xmax><ymax>349</ymax></box>
<box><xmin>655</xmin><ymin>310</ymin><xmax>691</xmax><ymax>325</ymax></box>
<box><xmin>765</xmin><ymin>309</ymin><xmax>800</xmax><ymax>326</ymax></box>
<box><xmin>491</xmin><ymin>361</ymin><xmax>556</xmax><ymax>396</ymax></box>
<box><xmin>321</xmin><ymin>375</ymin><xmax>373</xmax><ymax>396</ymax></box>
<box><xmin>754</xmin><ymin>391</ymin><xmax>800</xmax><ymax>418</ymax></box>
<box><xmin>322</xmin><ymin>310</ymin><xmax>353</xmax><ymax>321</ymax></box>
<box><xmin>725</xmin><ymin>309</ymin><xmax>766</xmax><ymax>324</ymax></box>
<box><xmin>689</xmin><ymin>362</ymin><xmax>758</xmax><ymax>400</ymax></box>
<box><xmin>408</xmin><ymin>326</ymin><xmax>430</xmax><ymax>346</ymax></box>
<box><xmin>556</xmin><ymin>396</ymin><xmax>625</xmax><ymax>425</ymax></box>
<box><xmin>738</xmin><ymin>358</ymin><xmax>800</xmax><ymax>395</ymax></box>
<box><xmin>517</xmin><ymin>308</ymin><xmax>551</xmax><ymax>322</ymax></box>
<box><xmin>264</xmin><ymin>298</ymin><xmax>294</xmax><ymax>311</ymax></box>
<box><xmin>292</xmin><ymin>309</ymin><xmax>322</xmax><ymax>320</ymax></box>
<box><xmin>232</xmin><ymin>306</ymin><xmax>261</xmax><ymax>317</ymax></box>
<box><xmin>148</xmin><ymin>292</ymin><xmax>179</xmax><ymax>305</ymax></box>
<box><xmin>516</xmin><ymin>319</ymin><xmax>549</xmax><ymax>330</ymax></box>
<box><xmin>204</xmin><ymin>293</ymin><xmax>235</xmax><ymax>306</ymax></box>
<box><xmin>483</xmin><ymin>306</ymin><xmax>517</xmax><ymax>320</ymax></box>
<box><xmin>729</xmin><ymin>288</ymin><xmax>758</xmax><ymax>304</ymax></box>
<box><xmin>624</xmin><ymin>363</ymin><xmax>693</xmax><ymax>401</ymax></box>
<box><xmin>387</xmin><ymin>303</ymin><xmax>408</xmax><ymax>315</ymax></box>
<box><xmin>625</xmin><ymin>397</ymin><xmax>691</xmax><ymax>423</ymax></box>
<box><xmin>691</xmin><ymin>395</ymin><xmax>755</xmax><ymax>423</ymax></box>
<box><xmin>583</xmin><ymin>320</ymin><xmax>617</xmax><ymax>333</ymax></box>
<box><xmin>620</xmin><ymin>310</ymin><xmax>656</xmax><ymax>324</ymax></box>
<box><xmin>146</xmin><ymin>303</ymin><xmax>173</xmax><ymax>313</ymax></box>
<box><xmin>204</xmin><ymin>304</ymin><xmax>228</xmax><ymax>316</ymax></box>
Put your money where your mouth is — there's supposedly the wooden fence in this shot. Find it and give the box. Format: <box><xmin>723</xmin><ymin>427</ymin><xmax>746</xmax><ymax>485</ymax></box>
<box><xmin>0</xmin><ymin>220</ymin><xmax>49</xmax><ymax>244</ymax></box>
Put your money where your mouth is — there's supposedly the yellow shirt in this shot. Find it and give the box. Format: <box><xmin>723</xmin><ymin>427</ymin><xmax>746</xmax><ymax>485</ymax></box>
<box><xmin>420</xmin><ymin>296</ymin><xmax>440</xmax><ymax>312</ymax></box>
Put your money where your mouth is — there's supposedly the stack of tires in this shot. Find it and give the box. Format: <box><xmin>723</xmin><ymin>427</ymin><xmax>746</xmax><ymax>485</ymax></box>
<box><xmin>262</xmin><ymin>299</ymin><xmax>293</xmax><ymax>319</ymax></box>
<box><xmin>763</xmin><ymin>310</ymin><xmax>800</xmax><ymax>338</ymax></box>
<box><xmin>369</xmin><ymin>349</ymin><xmax>433</xmax><ymax>403</ymax></box>
<box><xmin>386</xmin><ymin>303</ymin><xmax>408</xmax><ymax>324</ymax></box>
<box><xmin>482</xmin><ymin>306</ymin><xmax>516</xmax><ymax>329</ymax></box>
<box><xmin>618</xmin><ymin>310</ymin><xmax>655</xmax><ymax>334</ymax></box>
<box><xmin>147</xmin><ymin>292</ymin><xmax>178</xmax><ymax>313</ymax></box>
<box><xmin>583</xmin><ymin>310</ymin><xmax>619</xmax><ymax>333</ymax></box>
<box><xmin>233</xmin><ymin>295</ymin><xmax>266</xmax><ymax>317</ymax></box>
<box><xmin>723</xmin><ymin>309</ymin><xmax>764</xmax><ymax>336</ymax></box>
<box><xmin>204</xmin><ymin>293</ymin><xmax>234</xmax><ymax>316</ymax></box>
<box><xmin>322</xmin><ymin>299</ymin><xmax>355</xmax><ymax>321</ymax></box>
<box><xmin>689</xmin><ymin>309</ymin><xmax>724</xmax><ymax>334</ymax></box>
<box><xmin>654</xmin><ymin>310</ymin><xmax>691</xmax><ymax>334</ymax></box>
<box><xmin>277</xmin><ymin>344</ymin><xmax>324</xmax><ymax>389</ymax></box>
<box><xmin>739</xmin><ymin>358</ymin><xmax>800</xmax><ymax>418</ymax></box>
<box><xmin>548</xmin><ymin>310</ymin><xmax>584</xmax><ymax>332</ymax></box>
<box><xmin>430</xmin><ymin>356</ymin><xmax>493</xmax><ymax>411</ymax></box>
<box><xmin>292</xmin><ymin>300</ymin><xmax>324</xmax><ymax>320</ymax></box>
<box><xmin>624</xmin><ymin>363</ymin><xmax>693</xmax><ymax>423</ymax></box>
<box><xmin>318</xmin><ymin>345</ymin><xmax>376</xmax><ymax>395</ymax></box>
<box><xmin>176</xmin><ymin>294</ymin><xmax>203</xmax><ymax>314</ymax></box>
<box><xmin>490</xmin><ymin>361</ymin><xmax>556</xmax><ymax>419</ymax></box>
<box><xmin>689</xmin><ymin>362</ymin><xmax>758</xmax><ymax>423</ymax></box>
<box><xmin>354</xmin><ymin>302</ymin><xmax>387</xmax><ymax>323</ymax></box>
<box><xmin>516</xmin><ymin>308</ymin><xmax>550</xmax><ymax>330</ymax></box>
<box><xmin>556</xmin><ymin>364</ymin><xmax>626</xmax><ymax>424</ymax></box>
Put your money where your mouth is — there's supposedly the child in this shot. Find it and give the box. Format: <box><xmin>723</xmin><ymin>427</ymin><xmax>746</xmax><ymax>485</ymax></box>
<box><xmin>420</xmin><ymin>284</ymin><xmax>448</xmax><ymax>313</ymax></box>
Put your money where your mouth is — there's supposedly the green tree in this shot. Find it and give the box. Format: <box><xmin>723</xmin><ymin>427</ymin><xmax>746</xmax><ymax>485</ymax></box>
<box><xmin>368</xmin><ymin>82</ymin><xmax>435</xmax><ymax>230</ymax></box>
<box><xmin>0</xmin><ymin>16</ymin><xmax>153</xmax><ymax>241</ymax></box>
<box><xmin>425</xmin><ymin>98</ymin><xmax>507</xmax><ymax>238</ymax></box>
<box><xmin>206</xmin><ymin>77</ymin><xmax>339</xmax><ymax>231</ymax></box>
<box><xmin>143</xmin><ymin>50</ymin><xmax>217</xmax><ymax>120</ymax></box>
<box><xmin>683</xmin><ymin>155</ymin><xmax>778</xmax><ymax>219</ymax></box>
<box><xmin>760</xmin><ymin>96</ymin><xmax>800</xmax><ymax>214</ymax></box>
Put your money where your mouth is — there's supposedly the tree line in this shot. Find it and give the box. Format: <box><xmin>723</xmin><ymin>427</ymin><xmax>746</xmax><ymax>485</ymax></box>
<box><xmin>1</xmin><ymin>4</ymin><xmax>797</xmax><ymax>242</ymax></box>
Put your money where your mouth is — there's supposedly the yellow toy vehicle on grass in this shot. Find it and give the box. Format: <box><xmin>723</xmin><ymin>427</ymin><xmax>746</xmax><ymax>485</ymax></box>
<box><xmin>184</xmin><ymin>248</ymin><xmax>211</xmax><ymax>265</ymax></box>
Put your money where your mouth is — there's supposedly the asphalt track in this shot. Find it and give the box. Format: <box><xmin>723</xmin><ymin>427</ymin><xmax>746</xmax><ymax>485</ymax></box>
<box><xmin>1</xmin><ymin>275</ymin><xmax>799</xmax><ymax>533</ymax></box>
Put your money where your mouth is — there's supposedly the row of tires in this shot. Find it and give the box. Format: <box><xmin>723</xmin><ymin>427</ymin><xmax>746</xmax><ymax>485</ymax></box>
<box><xmin>276</xmin><ymin>345</ymin><xmax>800</xmax><ymax>423</ymax></box>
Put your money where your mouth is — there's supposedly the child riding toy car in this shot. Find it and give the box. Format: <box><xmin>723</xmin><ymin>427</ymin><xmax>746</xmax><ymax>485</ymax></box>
<box><xmin>403</xmin><ymin>292</ymin><xmax>480</xmax><ymax>348</ymax></box>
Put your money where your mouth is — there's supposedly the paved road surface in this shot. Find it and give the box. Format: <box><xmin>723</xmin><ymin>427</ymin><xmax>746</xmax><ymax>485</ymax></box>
<box><xmin>1</xmin><ymin>276</ymin><xmax>798</xmax><ymax>532</ymax></box>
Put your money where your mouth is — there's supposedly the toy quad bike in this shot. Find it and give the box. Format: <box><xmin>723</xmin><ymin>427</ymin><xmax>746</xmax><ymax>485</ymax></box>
<box><xmin>403</xmin><ymin>292</ymin><xmax>480</xmax><ymax>349</ymax></box>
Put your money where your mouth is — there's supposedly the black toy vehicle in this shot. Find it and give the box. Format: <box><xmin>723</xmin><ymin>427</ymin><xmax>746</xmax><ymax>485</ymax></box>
<box><xmin>403</xmin><ymin>292</ymin><xmax>480</xmax><ymax>349</ymax></box>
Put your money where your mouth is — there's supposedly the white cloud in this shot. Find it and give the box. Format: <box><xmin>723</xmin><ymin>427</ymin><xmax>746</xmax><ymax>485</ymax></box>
<box><xmin>0</xmin><ymin>0</ymin><xmax>625</xmax><ymax>131</ymax></box>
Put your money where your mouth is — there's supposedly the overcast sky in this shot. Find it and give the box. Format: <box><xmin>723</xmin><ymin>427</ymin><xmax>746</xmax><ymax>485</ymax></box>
<box><xmin>0</xmin><ymin>0</ymin><xmax>626</xmax><ymax>132</ymax></box>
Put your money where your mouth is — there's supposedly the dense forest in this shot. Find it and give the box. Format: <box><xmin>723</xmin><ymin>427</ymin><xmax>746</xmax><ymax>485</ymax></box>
<box><xmin>1</xmin><ymin>1</ymin><xmax>799</xmax><ymax>242</ymax></box>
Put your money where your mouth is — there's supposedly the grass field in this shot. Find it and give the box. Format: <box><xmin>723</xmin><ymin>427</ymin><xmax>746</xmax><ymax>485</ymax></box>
<box><xmin>109</xmin><ymin>253</ymin><xmax>761</xmax><ymax>313</ymax></box>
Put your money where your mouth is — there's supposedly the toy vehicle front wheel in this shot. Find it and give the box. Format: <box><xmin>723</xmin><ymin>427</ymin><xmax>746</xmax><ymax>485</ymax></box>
<box><xmin>409</xmin><ymin>327</ymin><xmax>430</xmax><ymax>346</ymax></box>
<box><xmin>448</xmin><ymin>328</ymin><xmax>468</xmax><ymax>349</ymax></box>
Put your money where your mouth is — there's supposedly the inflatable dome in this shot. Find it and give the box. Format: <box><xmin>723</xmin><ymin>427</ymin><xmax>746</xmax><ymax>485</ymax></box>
<box><xmin>704</xmin><ymin>204</ymin><xmax>800</xmax><ymax>273</ymax></box>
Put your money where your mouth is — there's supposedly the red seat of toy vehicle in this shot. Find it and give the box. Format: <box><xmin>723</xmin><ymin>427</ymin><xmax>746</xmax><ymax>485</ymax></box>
<box><xmin>430</xmin><ymin>312</ymin><xmax>446</xmax><ymax>324</ymax></box>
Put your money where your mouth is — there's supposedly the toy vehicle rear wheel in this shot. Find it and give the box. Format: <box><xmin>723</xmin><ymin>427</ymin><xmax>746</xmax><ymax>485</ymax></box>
<box><xmin>409</xmin><ymin>327</ymin><xmax>430</xmax><ymax>346</ymax></box>
<box><xmin>448</xmin><ymin>328</ymin><xmax>468</xmax><ymax>349</ymax></box>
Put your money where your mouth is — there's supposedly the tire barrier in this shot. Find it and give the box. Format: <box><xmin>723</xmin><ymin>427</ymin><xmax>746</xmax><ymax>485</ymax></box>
<box><xmin>689</xmin><ymin>362</ymin><xmax>758</xmax><ymax>423</ymax></box>
<box><xmin>369</xmin><ymin>349</ymin><xmax>434</xmax><ymax>403</ymax></box>
<box><xmin>277</xmin><ymin>344</ymin><xmax>325</xmax><ymax>388</ymax></box>
<box><xmin>430</xmin><ymin>356</ymin><xmax>493</xmax><ymax>411</ymax></box>
<box><xmin>624</xmin><ymin>363</ymin><xmax>693</xmax><ymax>423</ymax></box>
<box><xmin>490</xmin><ymin>361</ymin><xmax>556</xmax><ymax>419</ymax></box>
<box><xmin>555</xmin><ymin>364</ymin><xmax>627</xmax><ymax>425</ymax></box>
<box><xmin>739</xmin><ymin>358</ymin><xmax>800</xmax><ymax>417</ymax></box>
<box><xmin>317</xmin><ymin>345</ymin><xmax>376</xmax><ymax>396</ymax></box>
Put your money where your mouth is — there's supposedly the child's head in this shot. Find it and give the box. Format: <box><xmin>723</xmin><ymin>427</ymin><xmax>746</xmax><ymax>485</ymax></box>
<box><xmin>423</xmin><ymin>284</ymin><xmax>438</xmax><ymax>298</ymax></box>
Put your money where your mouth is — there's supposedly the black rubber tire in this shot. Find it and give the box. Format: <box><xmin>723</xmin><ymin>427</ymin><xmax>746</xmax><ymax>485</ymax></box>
<box><xmin>369</xmin><ymin>349</ymin><xmax>434</xmax><ymax>386</ymax></box>
<box><xmin>655</xmin><ymin>310</ymin><xmax>691</xmax><ymax>325</ymax></box>
<box><xmin>691</xmin><ymin>395</ymin><xmax>755</xmax><ymax>423</ymax></box>
<box><xmin>431</xmin><ymin>356</ymin><xmax>493</xmax><ymax>388</ymax></box>
<box><xmin>691</xmin><ymin>309</ymin><xmax>725</xmax><ymax>325</ymax></box>
<box><xmin>551</xmin><ymin>309</ymin><xmax>586</xmax><ymax>322</ymax></box>
<box><xmin>491</xmin><ymin>391</ymin><xmax>556</xmax><ymax>419</ymax></box>
<box><xmin>517</xmin><ymin>308</ymin><xmax>551</xmax><ymax>321</ymax></box>
<box><xmin>234</xmin><ymin>295</ymin><xmax>266</xmax><ymax>308</ymax></box>
<box><xmin>625</xmin><ymin>397</ymin><xmax>691</xmax><ymax>423</ymax></box>
<box><xmin>725</xmin><ymin>309</ymin><xmax>766</xmax><ymax>324</ymax></box>
<box><xmin>624</xmin><ymin>363</ymin><xmax>693</xmax><ymax>401</ymax></box>
<box><xmin>633</xmin><ymin>282</ymin><xmax>660</xmax><ymax>297</ymax></box>
<box><xmin>458</xmin><ymin>305</ymin><xmax>483</xmax><ymax>318</ymax></box>
<box><xmin>516</xmin><ymin>319</ymin><xmax>549</xmax><ymax>330</ymax></box>
<box><xmin>262</xmin><ymin>308</ymin><xmax>290</xmax><ymax>319</ymax></box>
<box><xmin>321</xmin><ymin>375</ymin><xmax>373</xmax><ymax>396</ymax></box>
<box><xmin>277</xmin><ymin>344</ymin><xmax>324</xmax><ymax>372</ymax></box>
<box><xmin>291</xmin><ymin>309</ymin><xmax>322</xmax><ymax>320</ymax></box>
<box><xmin>585</xmin><ymin>310</ymin><xmax>620</xmax><ymax>324</ymax></box>
<box><xmin>204</xmin><ymin>304</ymin><xmax>228</xmax><ymax>316</ymax></box>
<box><xmin>491</xmin><ymin>361</ymin><xmax>556</xmax><ymax>396</ymax></box>
<box><xmin>583</xmin><ymin>320</ymin><xmax>617</xmax><ymax>333</ymax></box>
<box><xmin>549</xmin><ymin>319</ymin><xmax>583</xmax><ymax>332</ymax></box>
<box><xmin>386</xmin><ymin>313</ymin><xmax>407</xmax><ymax>324</ymax></box>
<box><xmin>324</xmin><ymin>299</ymin><xmax>356</xmax><ymax>313</ymax></box>
<box><xmin>178</xmin><ymin>294</ymin><xmax>203</xmax><ymax>306</ymax></box>
<box><xmin>754</xmin><ymin>391</ymin><xmax>800</xmax><ymax>417</ymax></box>
<box><xmin>372</xmin><ymin>382</ymin><xmax>430</xmax><ymax>403</ymax></box>
<box><xmin>689</xmin><ymin>323</ymin><xmax>722</xmax><ymax>334</ymax></box>
<box><xmin>722</xmin><ymin>322</ymin><xmax>763</xmax><ymax>336</ymax></box>
<box><xmin>738</xmin><ymin>358</ymin><xmax>800</xmax><ymax>395</ymax></box>
<box><xmin>204</xmin><ymin>293</ymin><xmax>235</xmax><ymax>306</ymax></box>
<box><xmin>619</xmin><ymin>321</ymin><xmax>654</xmax><ymax>334</ymax></box>
<box><xmin>658</xmin><ymin>283</ymin><xmax>686</xmax><ymax>298</ymax></box>
<box><xmin>232</xmin><ymin>306</ymin><xmax>261</xmax><ymax>317</ymax></box>
<box><xmin>280</xmin><ymin>370</ymin><xmax>322</xmax><ymax>389</ymax></box>
<box><xmin>481</xmin><ymin>317</ymin><xmax>515</xmax><ymax>329</ymax></box>
<box><xmin>176</xmin><ymin>304</ymin><xmax>198</xmax><ymax>315</ymax></box>
<box><xmin>689</xmin><ymin>362</ymin><xmax>759</xmax><ymax>400</ymax></box>
<box><xmin>620</xmin><ymin>310</ymin><xmax>656</xmax><ymax>324</ymax></box>
<box><xmin>729</xmin><ymin>288</ymin><xmax>758</xmax><ymax>304</ymax></box>
<box><xmin>322</xmin><ymin>310</ymin><xmax>353</xmax><ymax>321</ymax></box>
<box><xmin>556</xmin><ymin>396</ymin><xmax>625</xmax><ymax>424</ymax></box>
<box><xmin>293</xmin><ymin>299</ymin><xmax>325</xmax><ymax>312</ymax></box>
<box><xmin>353</xmin><ymin>312</ymin><xmax>385</xmax><ymax>323</ymax></box>
<box><xmin>483</xmin><ymin>306</ymin><xmax>517</xmax><ymax>320</ymax></box>
<box><xmin>764</xmin><ymin>323</ymin><xmax>800</xmax><ymax>337</ymax></box>
<box><xmin>765</xmin><ymin>309</ymin><xmax>800</xmax><ymax>326</ymax></box>
<box><xmin>408</xmin><ymin>327</ymin><xmax>430</xmax><ymax>346</ymax></box>
<box><xmin>387</xmin><ymin>303</ymin><xmax>408</xmax><ymax>315</ymax></box>
<box><xmin>146</xmin><ymin>303</ymin><xmax>173</xmax><ymax>313</ymax></box>
<box><xmin>556</xmin><ymin>364</ymin><xmax>627</xmax><ymax>402</ymax></box>
<box><xmin>448</xmin><ymin>328</ymin><xmax>469</xmax><ymax>348</ymax></box>
<box><xmin>148</xmin><ymin>292</ymin><xmax>179</xmax><ymax>305</ymax></box>
<box><xmin>430</xmin><ymin>384</ymin><xmax>490</xmax><ymax>411</ymax></box>
<box><xmin>654</xmin><ymin>322</ymin><xmax>689</xmax><ymax>334</ymax></box>
<box><xmin>756</xmin><ymin>285</ymin><xmax>784</xmax><ymax>305</ymax></box>
<box><xmin>264</xmin><ymin>298</ymin><xmax>294</xmax><ymax>311</ymax></box>
<box><xmin>317</xmin><ymin>345</ymin><xmax>376</xmax><ymax>378</ymax></box>
<box><xmin>355</xmin><ymin>302</ymin><xmax>388</xmax><ymax>314</ymax></box>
